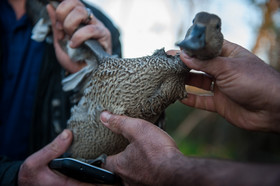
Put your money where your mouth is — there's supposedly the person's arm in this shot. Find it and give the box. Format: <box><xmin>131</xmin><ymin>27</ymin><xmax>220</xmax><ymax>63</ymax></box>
<box><xmin>100</xmin><ymin>112</ymin><xmax>280</xmax><ymax>186</ymax></box>
<box><xmin>170</xmin><ymin>156</ymin><xmax>280</xmax><ymax>186</ymax></box>
<box><xmin>181</xmin><ymin>40</ymin><xmax>280</xmax><ymax>133</ymax></box>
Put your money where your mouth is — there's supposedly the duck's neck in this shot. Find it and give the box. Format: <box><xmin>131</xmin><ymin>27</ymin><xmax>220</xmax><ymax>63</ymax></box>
<box><xmin>9</xmin><ymin>0</ymin><xmax>26</xmax><ymax>20</ymax></box>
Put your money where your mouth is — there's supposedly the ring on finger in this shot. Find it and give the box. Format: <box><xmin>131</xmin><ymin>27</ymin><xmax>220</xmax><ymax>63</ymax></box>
<box><xmin>210</xmin><ymin>81</ymin><xmax>215</xmax><ymax>92</ymax></box>
<box><xmin>85</xmin><ymin>8</ymin><xmax>94</xmax><ymax>24</ymax></box>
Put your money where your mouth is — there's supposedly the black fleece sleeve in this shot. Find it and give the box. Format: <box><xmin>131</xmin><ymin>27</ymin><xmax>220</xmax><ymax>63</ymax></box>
<box><xmin>0</xmin><ymin>156</ymin><xmax>23</xmax><ymax>186</ymax></box>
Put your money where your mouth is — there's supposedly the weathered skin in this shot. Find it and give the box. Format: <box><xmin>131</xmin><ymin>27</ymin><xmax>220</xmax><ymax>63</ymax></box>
<box><xmin>67</xmin><ymin>49</ymin><xmax>190</xmax><ymax>159</ymax></box>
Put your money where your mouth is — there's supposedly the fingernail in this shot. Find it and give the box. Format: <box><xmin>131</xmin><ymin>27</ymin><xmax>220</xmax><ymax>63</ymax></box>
<box><xmin>100</xmin><ymin>111</ymin><xmax>111</xmax><ymax>125</ymax></box>
<box><xmin>60</xmin><ymin>130</ymin><xmax>69</xmax><ymax>140</ymax></box>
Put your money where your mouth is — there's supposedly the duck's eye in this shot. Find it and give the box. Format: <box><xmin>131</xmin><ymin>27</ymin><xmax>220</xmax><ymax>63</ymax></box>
<box><xmin>216</xmin><ymin>23</ymin><xmax>221</xmax><ymax>30</ymax></box>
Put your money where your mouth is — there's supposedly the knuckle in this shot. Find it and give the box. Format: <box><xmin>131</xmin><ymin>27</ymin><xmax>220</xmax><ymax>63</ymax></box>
<box><xmin>56</xmin><ymin>3</ymin><xmax>67</xmax><ymax>21</ymax></box>
<box><xmin>135</xmin><ymin>118</ymin><xmax>149</xmax><ymax>129</ymax></box>
<box><xmin>74</xmin><ymin>7</ymin><xmax>88</xmax><ymax>23</ymax></box>
<box><xmin>21</xmin><ymin>158</ymin><xmax>33</xmax><ymax>171</ymax></box>
<box><xmin>19</xmin><ymin>157</ymin><xmax>37</xmax><ymax>182</ymax></box>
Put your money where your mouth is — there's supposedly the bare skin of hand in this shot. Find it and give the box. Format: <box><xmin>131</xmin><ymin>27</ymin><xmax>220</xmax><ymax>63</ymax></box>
<box><xmin>100</xmin><ymin>111</ymin><xmax>183</xmax><ymax>186</ymax></box>
<box><xmin>18</xmin><ymin>130</ymin><xmax>95</xmax><ymax>186</ymax></box>
<box><xmin>100</xmin><ymin>112</ymin><xmax>280</xmax><ymax>186</ymax></box>
<box><xmin>181</xmin><ymin>40</ymin><xmax>280</xmax><ymax>132</ymax></box>
<box><xmin>97</xmin><ymin>42</ymin><xmax>280</xmax><ymax>186</ymax></box>
<box><xmin>46</xmin><ymin>0</ymin><xmax>112</xmax><ymax>73</ymax></box>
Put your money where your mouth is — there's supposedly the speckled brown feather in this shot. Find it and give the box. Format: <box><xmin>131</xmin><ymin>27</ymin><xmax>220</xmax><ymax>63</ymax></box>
<box><xmin>67</xmin><ymin>49</ymin><xmax>190</xmax><ymax>159</ymax></box>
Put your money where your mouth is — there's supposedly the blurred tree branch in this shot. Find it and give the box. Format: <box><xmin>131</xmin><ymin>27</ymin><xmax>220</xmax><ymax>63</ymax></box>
<box><xmin>252</xmin><ymin>0</ymin><xmax>280</xmax><ymax>70</ymax></box>
<box><xmin>173</xmin><ymin>110</ymin><xmax>213</xmax><ymax>138</ymax></box>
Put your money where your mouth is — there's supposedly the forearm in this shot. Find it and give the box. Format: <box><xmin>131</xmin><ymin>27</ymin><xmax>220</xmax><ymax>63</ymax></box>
<box><xmin>165</xmin><ymin>155</ymin><xmax>280</xmax><ymax>186</ymax></box>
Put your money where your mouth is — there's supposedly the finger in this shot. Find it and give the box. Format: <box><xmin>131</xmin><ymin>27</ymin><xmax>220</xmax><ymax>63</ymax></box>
<box><xmin>179</xmin><ymin>39</ymin><xmax>241</xmax><ymax>78</ymax></box>
<box><xmin>100</xmin><ymin>111</ymin><xmax>152</xmax><ymax>142</ymax></box>
<box><xmin>186</xmin><ymin>72</ymin><xmax>214</xmax><ymax>90</ymax></box>
<box><xmin>220</xmin><ymin>40</ymin><xmax>241</xmax><ymax>57</ymax></box>
<box><xmin>27</xmin><ymin>129</ymin><xmax>73</xmax><ymax>165</ymax></box>
<box><xmin>46</xmin><ymin>4</ymin><xmax>64</xmax><ymax>40</ymax></box>
<box><xmin>63</xmin><ymin>6</ymin><xmax>88</xmax><ymax>36</ymax></box>
<box><xmin>166</xmin><ymin>50</ymin><xmax>180</xmax><ymax>56</ymax></box>
<box><xmin>55</xmin><ymin>0</ymin><xmax>80</xmax><ymax>23</ymax></box>
<box><xmin>70</xmin><ymin>24</ymin><xmax>104</xmax><ymax>46</ymax></box>
<box><xmin>98</xmin><ymin>35</ymin><xmax>112</xmax><ymax>54</ymax></box>
<box><xmin>180</xmin><ymin>51</ymin><xmax>228</xmax><ymax>78</ymax></box>
<box><xmin>70</xmin><ymin>24</ymin><xmax>111</xmax><ymax>51</ymax></box>
<box><xmin>181</xmin><ymin>94</ymin><xmax>216</xmax><ymax>112</ymax></box>
<box><xmin>47</xmin><ymin>4</ymin><xmax>86</xmax><ymax>73</ymax></box>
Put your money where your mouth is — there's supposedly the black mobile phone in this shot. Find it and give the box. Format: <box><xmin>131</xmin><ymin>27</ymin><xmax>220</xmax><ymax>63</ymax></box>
<box><xmin>49</xmin><ymin>158</ymin><xmax>118</xmax><ymax>184</ymax></box>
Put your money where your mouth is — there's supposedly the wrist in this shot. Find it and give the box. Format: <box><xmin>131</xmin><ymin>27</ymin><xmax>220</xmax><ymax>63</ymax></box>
<box><xmin>264</xmin><ymin>76</ymin><xmax>280</xmax><ymax>133</ymax></box>
<box><xmin>154</xmin><ymin>150</ymin><xmax>208</xmax><ymax>186</ymax></box>
<box><xmin>153</xmin><ymin>149</ymin><xmax>185</xmax><ymax>185</ymax></box>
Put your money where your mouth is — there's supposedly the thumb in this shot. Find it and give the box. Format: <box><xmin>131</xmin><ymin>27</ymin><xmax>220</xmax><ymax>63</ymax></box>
<box><xmin>27</xmin><ymin>129</ymin><xmax>73</xmax><ymax>165</ymax></box>
<box><xmin>100</xmin><ymin>111</ymin><xmax>152</xmax><ymax>142</ymax></box>
<box><xmin>180</xmin><ymin>40</ymin><xmax>239</xmax><ymax>77</ymax></box>
<box><xmin>180</xmin><ymin>51</ymin><xmax>227</xmax><ymax>78</ymax></box>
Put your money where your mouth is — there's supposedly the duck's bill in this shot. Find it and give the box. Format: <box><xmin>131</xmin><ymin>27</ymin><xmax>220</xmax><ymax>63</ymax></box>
<box><xmin>176</xmin><ymin>24</ymin><xmax>206</xmax><ymax>51</ymax></box>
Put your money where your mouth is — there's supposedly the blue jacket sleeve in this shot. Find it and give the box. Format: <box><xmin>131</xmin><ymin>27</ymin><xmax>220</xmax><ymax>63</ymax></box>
<box><xmin>0</xmin><ymin>156</ymin><xmax>23</xmax><ymax>186</ymax></box>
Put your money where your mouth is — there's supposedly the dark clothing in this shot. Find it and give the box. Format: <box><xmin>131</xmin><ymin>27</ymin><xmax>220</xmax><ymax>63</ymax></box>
<box><xmin>0</xmin><ymin>0</ymin><xmax>45</xmax><ymax>160</ymax></box>
<box><xmin>0</xmin><ymin>1</ymin><xmax>122</xmax><ymax>185</ymax></box>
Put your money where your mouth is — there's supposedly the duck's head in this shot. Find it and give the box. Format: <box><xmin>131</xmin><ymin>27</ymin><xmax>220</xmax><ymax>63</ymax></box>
<box><xmin>177</xmin><ymin>12</ymin><xmax>223</xmax><ymax>60</ymax></box>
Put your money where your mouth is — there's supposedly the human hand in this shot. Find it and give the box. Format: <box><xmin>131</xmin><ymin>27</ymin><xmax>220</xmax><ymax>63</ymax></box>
<box><xmin>181</xmin><ymin>40</ymin><xmax>280</xmax><ymax>132</ymax></box>
<box><xmin>100</xmin><ymin>111</ymin><xmax>184</xmax><ymax>186</ymax></box>
<box><xmin>18</xmin><ymin>129</ymin><xmax>94</xmax><ymax>186</ymax></box>
<box><xmin>46</xmin><ymin>0</ymin><xmax>112</xmax><ymax>73</ymax></box>
<box><xmin>100</xmin><ymin>112</ymin><xmax>280</xmax><ymax>186</ymax></box>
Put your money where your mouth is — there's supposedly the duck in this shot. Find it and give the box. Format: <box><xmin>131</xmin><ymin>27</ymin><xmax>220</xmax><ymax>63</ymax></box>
<box><xmin>177</xmin><ymin>12</ymin><xmax>223</xmax><ymax>60</ymax></box>
<box><xmin>27</xmin><ymin>1</ymin><xmax>223</xmax><ymax>161</ymax></box>
<box><xmin>66</xmin><ymin>47</ymin><xmax>189</xmax><ymax>159</ymax></box>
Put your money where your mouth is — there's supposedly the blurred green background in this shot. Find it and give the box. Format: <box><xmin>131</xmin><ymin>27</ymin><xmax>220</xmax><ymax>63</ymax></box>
<box><xmin>166</xmin><ymin>102</ymin><xmax>280</xmax><ymax>163</ymax></box>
